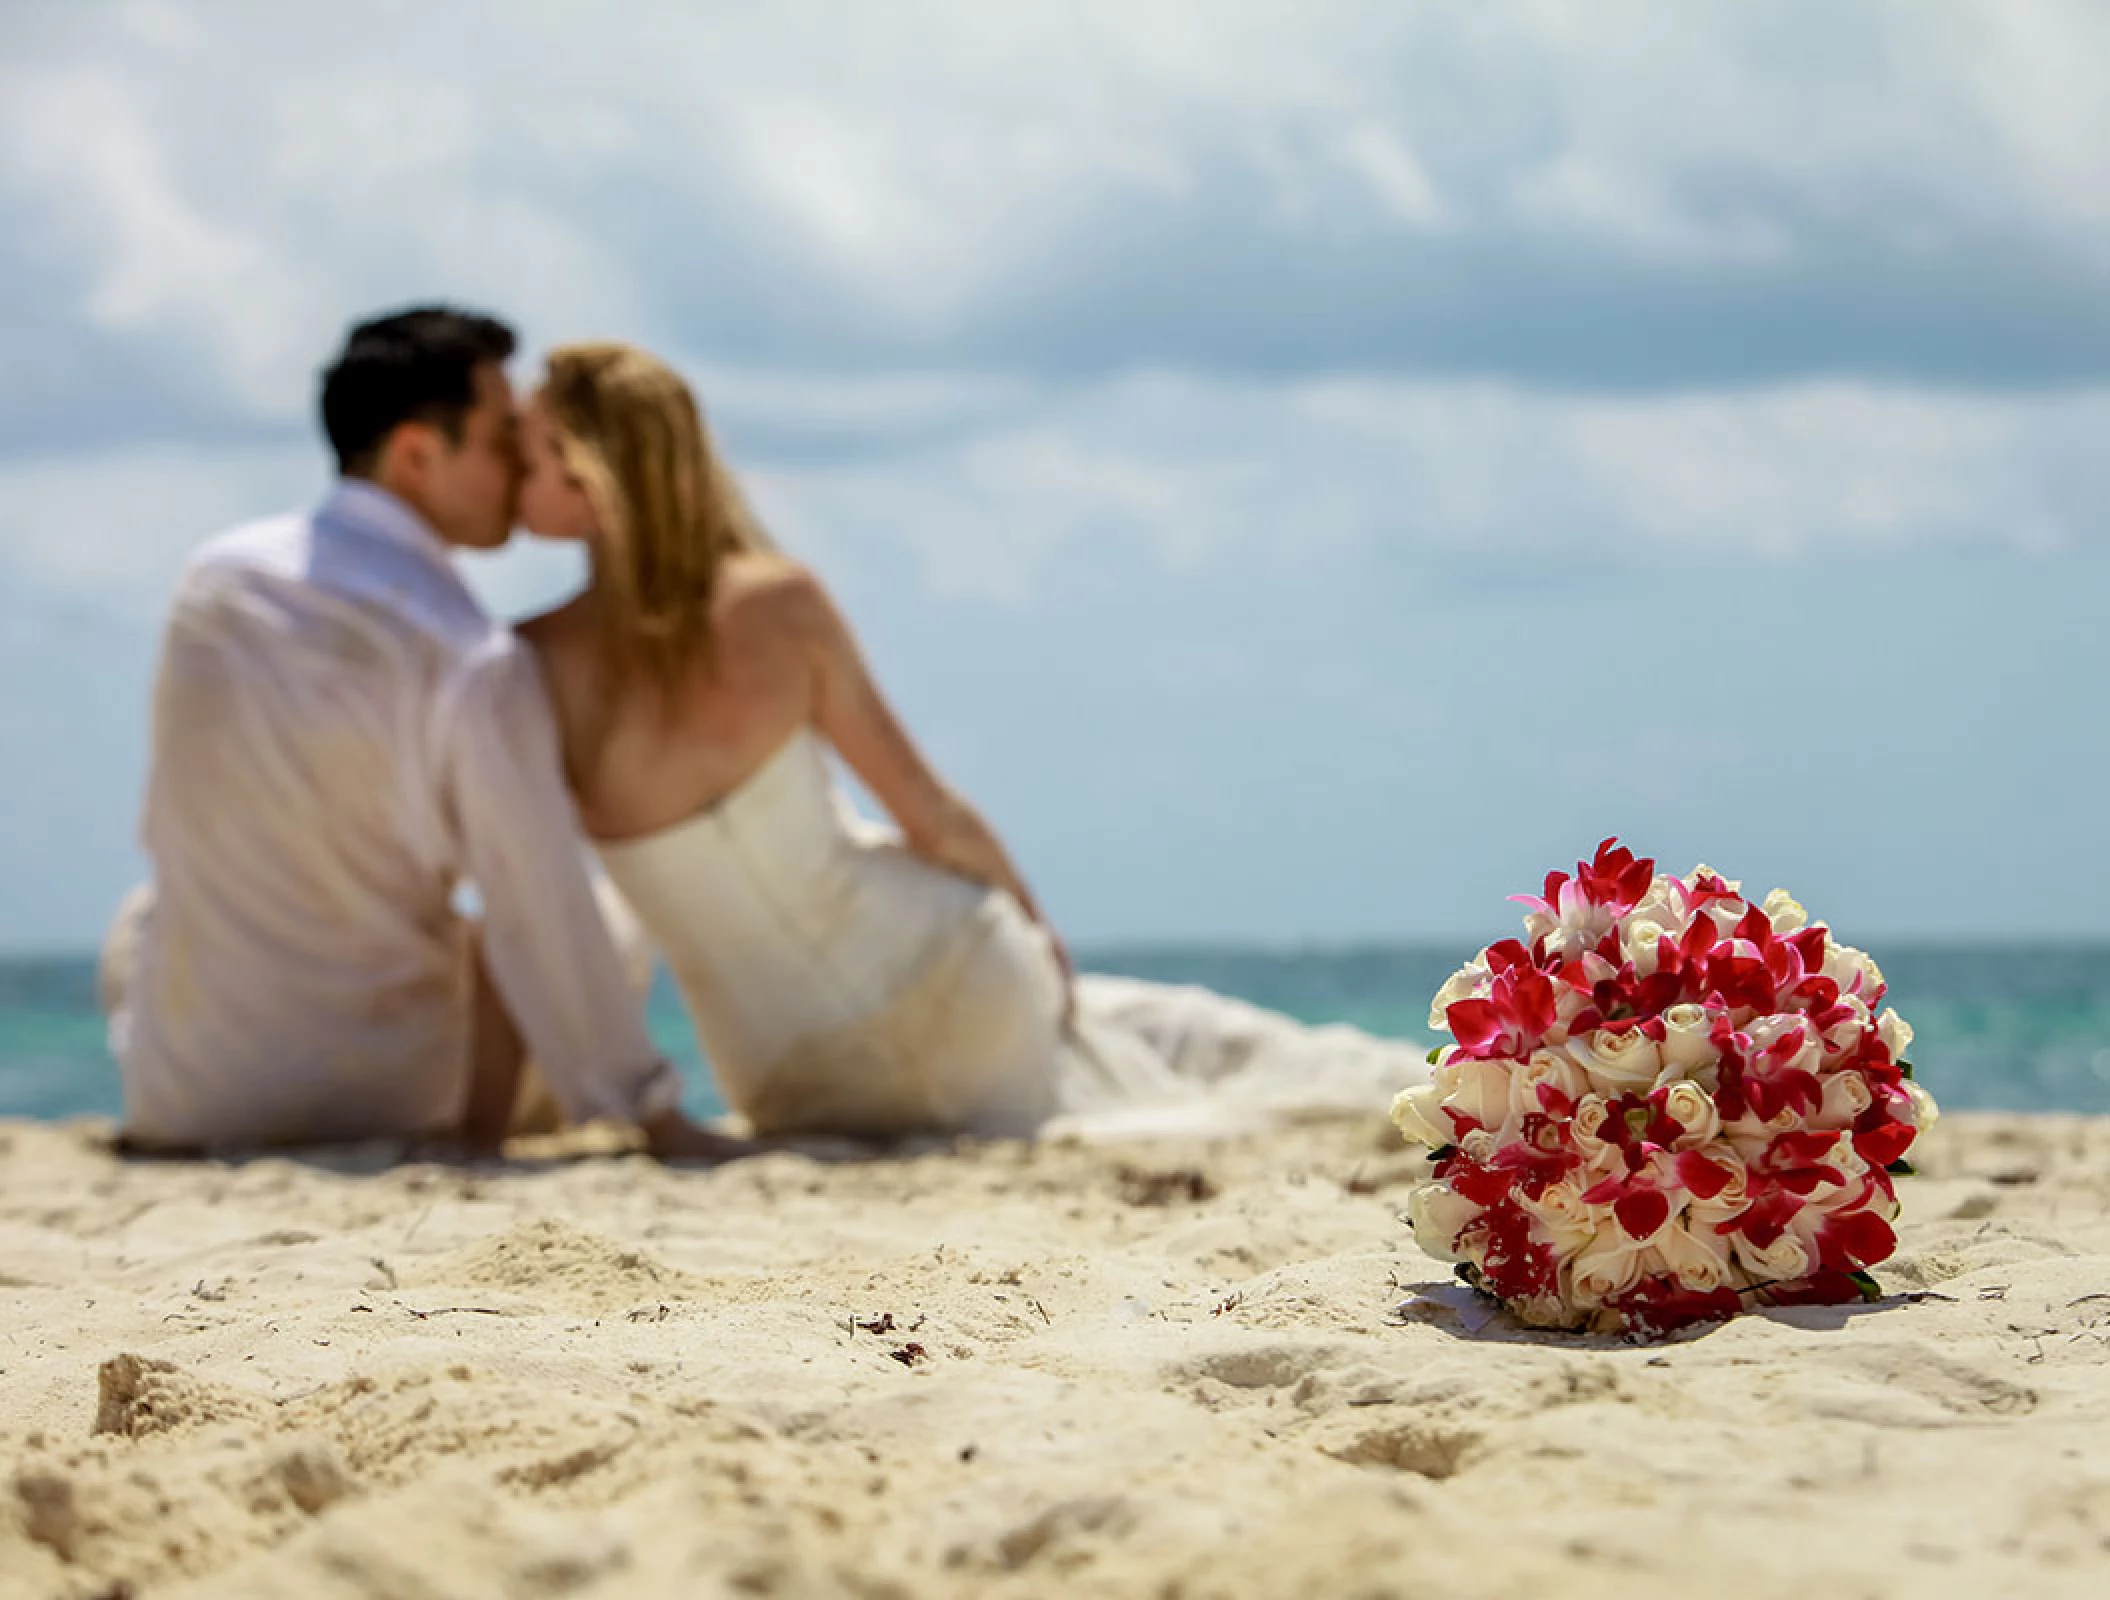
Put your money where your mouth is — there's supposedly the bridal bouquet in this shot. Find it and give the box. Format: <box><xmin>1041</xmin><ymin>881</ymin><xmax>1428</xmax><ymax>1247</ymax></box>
<box><xmin>1392</xmin><ymin>840</ymin><xmax>1937</xmax><ymax>1337</ymax></box>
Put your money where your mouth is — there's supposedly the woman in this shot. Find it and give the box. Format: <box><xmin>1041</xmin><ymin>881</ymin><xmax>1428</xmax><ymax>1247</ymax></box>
<box><xmin>516</xmin><ymin>341</ymin><xmax>1425</xmax><ymax>1141</ymax></box>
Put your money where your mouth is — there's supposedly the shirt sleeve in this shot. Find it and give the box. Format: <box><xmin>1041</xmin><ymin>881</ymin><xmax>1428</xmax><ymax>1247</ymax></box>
<box><xmin>437</xmin><ymin>634</ymin><xmax>684</xmax><ymax>1127</ymax></box>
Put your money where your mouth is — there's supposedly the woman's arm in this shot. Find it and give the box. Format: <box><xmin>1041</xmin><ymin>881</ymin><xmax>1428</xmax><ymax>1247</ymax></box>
<box><xmin>788</xmin><ymin>567</ymin><xmax>1071</xmax><ymax>975</ymax></box>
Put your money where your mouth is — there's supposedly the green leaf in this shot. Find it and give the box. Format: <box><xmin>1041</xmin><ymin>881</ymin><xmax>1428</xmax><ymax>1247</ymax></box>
<box><xmin>1897</xmin><ymin>1059</ymin><xmax>1914</xmax><ymax>1080</ymax></box>
<box><xmin>1846</xmin><ymin>1269</ymin><xmax>1884</xmax><ymax>1303</ymax></box>
<box><xmin>1427</xmin><ymin>1144</ymin><xmax>1458</xmax><ymax>1164</ymax></box>
<box><xmin>1886</xmin><ymin>1158</ymin><xmax>1917</xmax><ymax>1177</ymax></box>
<box><xmin>1426</xmin><ymin>1046</ymin><xmax>1444</xmax><ymax>1066</ymax></box>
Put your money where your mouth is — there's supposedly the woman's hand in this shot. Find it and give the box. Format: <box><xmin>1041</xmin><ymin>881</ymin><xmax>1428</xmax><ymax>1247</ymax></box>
<box><xmin>1049</xmin><ymin>928</ymin><xmax>1078</xmax><ymax>1026</ymax></box>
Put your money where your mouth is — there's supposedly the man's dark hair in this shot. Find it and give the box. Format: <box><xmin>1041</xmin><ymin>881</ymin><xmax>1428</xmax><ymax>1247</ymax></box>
<box><xmin>319</xmin><ymin>307</ymin><xmax>517</xmax><ymax>476</ymax></box>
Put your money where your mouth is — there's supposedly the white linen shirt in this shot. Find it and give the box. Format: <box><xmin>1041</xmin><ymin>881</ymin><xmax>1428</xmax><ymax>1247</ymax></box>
<box><xmin>112</xmin><ymin>480</ymin><xmax>680</xmax><ymax>1145</ymax></box>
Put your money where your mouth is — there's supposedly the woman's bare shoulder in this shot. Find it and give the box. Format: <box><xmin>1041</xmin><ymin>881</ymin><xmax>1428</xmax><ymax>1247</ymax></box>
<box><xmin>716</xmin><ymin>551</ymin><xmax>836</xmax><ymax>636</ymax></box>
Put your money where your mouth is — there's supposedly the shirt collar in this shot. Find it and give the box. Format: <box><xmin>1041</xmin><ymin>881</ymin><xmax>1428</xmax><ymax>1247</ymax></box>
<box><xmin>315</xmin><ymin>479</ymin><xmax>457</xmax><ymax>566</ymax></box>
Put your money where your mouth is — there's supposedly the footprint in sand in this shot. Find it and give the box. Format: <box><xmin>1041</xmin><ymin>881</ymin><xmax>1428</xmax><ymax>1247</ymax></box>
<box><xmin>1322</xmin><ymin>1417</ymin><xmax>1482</xmax><ymax>1479</ymax></box>
<box><xmin>1167</xmin><ymin>1339</ymin><xmax>1359</xmax><ymax>1395</ymax></box>
<box><xmin>418</xmin><ymin>1218</ymin><xmax>702</xmax><ymax>1314</ymax></box>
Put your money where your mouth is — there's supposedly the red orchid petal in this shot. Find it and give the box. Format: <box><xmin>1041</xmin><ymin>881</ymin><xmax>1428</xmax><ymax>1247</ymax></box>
<box><xmin>1852</xmin><ymin>1117</ymin><xmax>1917</xmax><ymax>1169</ymax></box>
<box><xmin>1818</xmin><ymin>1210</ymin><xmax>1896</xmax><ymax>1272</ymax></box>
<box><xmin>1445</xmin><ymin>998</ymin><xmax>1505</xmax><ymax>1051</ymax></box>
<box><xmin>1613</xmin><ymin>1188</ymin><xmax>1670</xmax><ymax>1240</ymax></box>
<box><xmin>1768</xmin><ymin>1130</ymin><xmax>1842</xmax><ymax>1165</ymax></box>
<box><xmin>1674</xmin><ymin>1151</ymin><xmax>1734</xmax><ymax>1201</ymax></box>
<box><xmin>1720</xmin><ymin>1187</ymin><xmax>1802</xmax><ymax>1248</ymax></box>
<box><xmin>1449</xmin><ymin>1160</ymin><xmax>1514</xmax><ymax>1207</ymax></box>
<box><xmin>1513</xmin><ymin>973</ymin><xmax>1558</xmax><ymax>1038</ymax></box>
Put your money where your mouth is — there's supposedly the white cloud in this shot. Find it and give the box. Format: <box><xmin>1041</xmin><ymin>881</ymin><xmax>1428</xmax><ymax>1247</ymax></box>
<box><xmin>737</xmin><ymin>372</ymin><xmax>2110</xmax><ymax>603</ymax></box>
<box><xmin>6</xmin><ymin>372</ymin><xmax>2102</xmax><ymax>622</ymax></box>
<box><xmin>4</xmin><ymin>0</ymin><xmax>2108</xmax><ymax>454</ymax></box>
<box><xmin>4</xmin><ymin>71</ymin><xmax>332</xmax><ymax>416</ymax></box>
<box><xmin>0</xmin><ymin>441</ymin><xmax>322</xmax><ymax>614</ymax></box>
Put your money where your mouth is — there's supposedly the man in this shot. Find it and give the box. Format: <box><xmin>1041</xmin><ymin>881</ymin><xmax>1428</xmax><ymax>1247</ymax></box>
<box><xmin>104</xmin><ymin>307</ymin><xmax>740</xmax><ymax>1159</ymax></box>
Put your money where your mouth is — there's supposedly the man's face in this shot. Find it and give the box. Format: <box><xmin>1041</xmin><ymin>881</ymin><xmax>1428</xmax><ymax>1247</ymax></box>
<box><xmin>416</xmin><ymin>363</ymin><xmax>521</xmax><ymax>550</ymax></box>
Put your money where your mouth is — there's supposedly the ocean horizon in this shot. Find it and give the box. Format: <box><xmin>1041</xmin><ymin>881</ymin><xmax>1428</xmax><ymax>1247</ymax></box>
<box><xmin>4</xmin><ymin>938</ymin><xmax>2108</xmax><ymax>1128</ymax></box>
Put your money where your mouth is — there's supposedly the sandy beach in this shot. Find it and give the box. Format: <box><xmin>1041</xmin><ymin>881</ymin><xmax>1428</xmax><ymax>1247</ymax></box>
<box><xmin>3</xmin><ymin>1109</ymin><xmax>2108</xmax><ymax>1599</ymax></box>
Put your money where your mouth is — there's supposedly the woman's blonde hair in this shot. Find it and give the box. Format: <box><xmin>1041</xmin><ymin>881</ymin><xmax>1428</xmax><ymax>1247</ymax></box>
<box><xmin>539</xmin><ymin>341</ymin><xmax>765</xmax><ymax>693</ymax></box>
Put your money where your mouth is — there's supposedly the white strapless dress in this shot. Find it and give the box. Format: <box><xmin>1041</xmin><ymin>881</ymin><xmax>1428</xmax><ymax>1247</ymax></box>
<box><xmin>596</xmin><ymin>731</ymin><xmax>1429</xmax><ymax>1141</ymax></box>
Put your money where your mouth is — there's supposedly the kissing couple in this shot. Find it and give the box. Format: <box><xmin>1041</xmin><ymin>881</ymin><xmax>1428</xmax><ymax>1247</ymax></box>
<box><xmin>102</xmin><ymin>307</ymin><xmax>1429</xmax><ymax>1159</ymax></box>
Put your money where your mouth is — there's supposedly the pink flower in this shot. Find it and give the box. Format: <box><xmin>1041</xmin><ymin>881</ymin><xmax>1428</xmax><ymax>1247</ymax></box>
<box><xmin>1512</xmin><ymin>838</ymin><xmax>1657</xmax><ymax>926</ymax></box>
<box><xmin>1445</xmin><ymin>944</ymin><xmax>1559</xmax><ymax>1061</ymax></box>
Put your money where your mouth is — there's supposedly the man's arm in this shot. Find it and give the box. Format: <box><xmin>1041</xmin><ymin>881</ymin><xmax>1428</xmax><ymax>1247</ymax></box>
<box><xmin>439</xmin><ymin>635</ymin><xmax>733</xmax><ymax>1156</ymax></box>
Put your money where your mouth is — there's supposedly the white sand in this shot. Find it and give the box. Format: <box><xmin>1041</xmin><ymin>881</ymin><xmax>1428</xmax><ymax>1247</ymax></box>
<box><xmin>3</xmin><ymin>1110</ymin><xmax>2108</xmax><ymax>1598</ymax></box>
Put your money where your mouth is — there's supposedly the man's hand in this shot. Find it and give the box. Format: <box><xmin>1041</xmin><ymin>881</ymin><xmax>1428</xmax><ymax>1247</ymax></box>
<box><xmin>640</xmin><ymin>1107</ymin><xmax>759</xmax><ymax>1165</ymax></box>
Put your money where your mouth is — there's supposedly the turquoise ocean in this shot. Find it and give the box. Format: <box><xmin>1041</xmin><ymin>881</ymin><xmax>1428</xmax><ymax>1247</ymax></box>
<box><xmin>4</xmin><ymin>942</ymin><xmax>2108</xmax><ymax>1126</ymax></box>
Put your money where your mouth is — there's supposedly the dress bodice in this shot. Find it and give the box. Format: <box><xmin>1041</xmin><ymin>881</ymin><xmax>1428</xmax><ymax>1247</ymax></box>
<box><xmin>594</xmin><ymin>730</ymin><xmax>1061</xmax><ymax>1130</ymax></box>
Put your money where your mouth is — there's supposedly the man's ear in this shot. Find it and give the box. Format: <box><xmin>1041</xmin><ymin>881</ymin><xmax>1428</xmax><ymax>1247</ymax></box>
<box><xmin>375</xmin><ymin>420</ymin><xmax>441</xmax><ymax>492</ymax></box>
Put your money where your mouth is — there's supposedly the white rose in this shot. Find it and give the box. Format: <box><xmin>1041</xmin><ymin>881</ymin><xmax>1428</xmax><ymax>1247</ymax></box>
<box><xmin>1822</xmin><ymin>941</ymin><xmax>1885</xmax><ymax>1000</ymax></box>
<box><xmin>1623</xmin><ymin>925</ymin><xmax>1667</xmax><ymax>978</ymax></box>
<box><xmin>1565</xmin><ymin>1027</ymin><xmax>1664</xmax><ymax>1094</ymax></box>
<box><xmin>1568</xmin><ymin>1229</ymin><xmax>1652</xmax><ymax>1308</ymax></box>
<box><xmin>1405</xmin><ymin>1183</ymin><xmax>1482</xmax><ymax>1263</ymax></box>
<box><xmin>1877</xmin><ymin>1008</ymin><xmax>1914</xmax><ymax>1061</ymax></box>
<box><xmin>1685</xmin><ymin>864</ymin><xmax>1742</xmax><ymax>897</ymax></box>
<box><xmin>1683</xmin><ymin>866</ymin><xmax>1751</xmax><ymax>938</ymax></box>
<box><xmin>1762</xmin><ymin>889</ymin><xmax>1809</xmax><ymax>933</ymax></box>
<box><xmin>1904</xmin><ymin>1079</ymin><xmax>1941</xmax><ymax>1132</ymax></box>
<box><xmin>1507</xmin><ymin>1048</ymin><xmax>1591</xmax><ymax>1123</ymax></box>
<box><xmin>1745</xmin><ymin>1015</ymin><xmax>1821</xmax><ymax>1078</ymax></box>
<box><xmin>1523</xmin><ymin>895</ymin><xmax>1616</xmax><ymax>962</ymax></box>
<box><xmin>1729</xmin><ymin>1228</ymin><xmax>1812</xmax><ymax>1283</ymax></box>
<box><xmin>1390</xmin><ymin>1084</ymin><xmax>1451</xmax><ymax>1148</ymax></box>
<box><xmin>1818</xmin><ymin>1008</ymin><xmax>1873</xmax><ymax>1066</ymax></box>
<box><xmin>1649</xmin><ymin>1220</ymin><xmax>1739</xmax><ymax>1294</ymax></box>
<box><xmin>1823</xmin><ymin>1140</ymin><xmax>1872</xmax><ymax>1191</ymax></box>
<box><xmin>1726</xmin><ymin>1096</ymin><xmax>1808</xmax><ymax>1139</ymax></box>
<box><xmin>1635</xmin><ymin>873</ymin><xmax>1691</xmax><ymax>925</ymax></box>
<box><xmin>1659</xmin><ymin>1081</ymin><xmax>1721</xmax><ymax>1145</ymax></box>
<box><xmin>1432</xmin><ymin>1057</ymin><xmax>1513</xmax><ymax>1136</ymax></box>
<box><xmin>1574</xmin><ymin>1147</ymin><xmax>1631</xmax><ymax>1203</ymax></box>
<box><xmin>1620</xmin><ymin>879</ymin><xmax>1690</xmax><ymax>974</ymax></box>
<box><xmin>1683</xmin><ymin>1206</ymin><xmax>1743</xmax><ymax>1258</ymax></box>
<box><xmin>1427</xmin><ymin>956</ymin><xmax>1491</xmax><ymax>1032</ymax></box>
<box><xmin>1570</xmin><ymin>1095</ymin><xmax>1616</xmax><ymax>1158</ymax></box>
<box><xmin>1658</xmin><ymin>1004</ymin><xmax>1719</xmax><ymax>1078</ymax></box>
<box><xmin>1517</xmin><ymin>1181</ymin><xmax>1604</xmax><ymax>1260</ymax></box>
<box><xmin>1459</xmin><ymin>1128</ymin><xmax>1498</xmax><ymax>1163</ymax></box>
<box><xmin>1816</xmin><ymin>1070</ymin><xmax>1874</xmax><ymax>1127</ymax></box>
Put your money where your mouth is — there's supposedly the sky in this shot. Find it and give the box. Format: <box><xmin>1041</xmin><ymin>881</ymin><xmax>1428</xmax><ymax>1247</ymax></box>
<box><xmin>1</xmin><ymin>0</ymin><xmax>2106</xmax><ymax>953</ymax></box>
